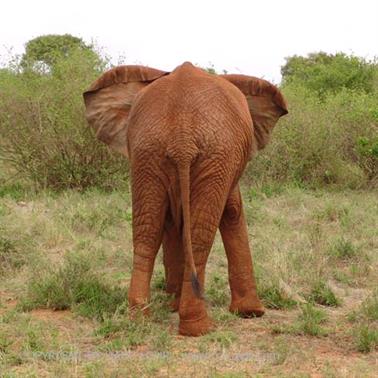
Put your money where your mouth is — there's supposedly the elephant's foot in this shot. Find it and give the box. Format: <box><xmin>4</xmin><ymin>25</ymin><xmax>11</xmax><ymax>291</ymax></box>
<box><xmin>229</xmin><ymin>297</ymin><xmax>265</xmax><ymax>318</ymax></box>
<box><xmin>178</xmin><ymin>314</ymin><xmax>214</xmax><ymax>336</ymax></box>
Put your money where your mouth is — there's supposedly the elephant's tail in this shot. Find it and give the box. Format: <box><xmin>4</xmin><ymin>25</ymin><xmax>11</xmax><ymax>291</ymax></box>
<box><xmin>178</xmin><ymin>163</ymin><xmax>202</xmax><ymax>299</ymax></box>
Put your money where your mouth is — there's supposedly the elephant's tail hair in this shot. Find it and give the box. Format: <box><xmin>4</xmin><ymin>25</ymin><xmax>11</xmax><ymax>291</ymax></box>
<box><xmin>178</xmin><ymin>162</ymin><xmax>202</xmax><ymax>299</ymax></box>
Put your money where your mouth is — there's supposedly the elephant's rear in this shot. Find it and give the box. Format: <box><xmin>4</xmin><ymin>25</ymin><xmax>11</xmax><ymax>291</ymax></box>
<box><xmin>126</xmin><ymin>63</ymin><xmax>254</xmax><ymax>299</ymax></box>
<box><xmin>127</xmin><ymin>62</ymin><xmax>253</xmax><ymax>182</ymax></box>
<box><xmin>127</xmin><ymin>62</ymin><xmax>253</xmax><ymax>227</ymax></box>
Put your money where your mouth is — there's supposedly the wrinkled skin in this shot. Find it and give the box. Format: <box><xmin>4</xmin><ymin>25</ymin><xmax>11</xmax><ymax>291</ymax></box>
<box><xmin>83</xmin><ymin>62</ymin><xmax>288</xmax><ymax>336</ymax></box>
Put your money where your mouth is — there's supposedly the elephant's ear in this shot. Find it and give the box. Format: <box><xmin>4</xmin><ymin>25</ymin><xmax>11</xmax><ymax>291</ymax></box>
<box><xmin>220</xmin><ymin>74</ymin><xmax>288</xmax><ymax>150</ymax></box>
<box><xmin>83</xmin><ymin>65</ymin><xmax>169</xmax><ymax>156</ymax></box>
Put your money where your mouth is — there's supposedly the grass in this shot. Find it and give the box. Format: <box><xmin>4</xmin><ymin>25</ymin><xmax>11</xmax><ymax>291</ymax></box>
<box><xmin>272</xmin><ymin>304</ymin><xmax>328</xmax><ymax>337</ymax></box>
<box><xmin>330</xmin><ymin>237</ymin><xmax>358</xmax><ymax>260</ymax></box>
<box><xmin>258</xmin><ymin>284</ymin><xmax>297</xmax><ymax>310</ymax></box>
<box><xmin>307</xmin><ymin>280</ymin><xmax>340</xmax><ymax>307</ymax></box>
<box><xmin>19</xmin><ymin>252</ymin><xmax>128</xmax><ymax>321</ymax></box>
<box><xmin>0</xmin><ymin>186</ymin><xmax>377</xmax><ymax>376</ymax></box>
<box><xmin>348</xmin><ymin>291</ymin><xmax>378</xmax><ymax>353</ymax></box>
<box><xmin>354</xmin><ymin>325</ymin><xmax>378</xmax><ymax>353</ymax></box>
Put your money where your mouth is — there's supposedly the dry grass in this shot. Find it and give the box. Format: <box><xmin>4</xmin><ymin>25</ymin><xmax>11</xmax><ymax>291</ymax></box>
<box><xmin>1</xmin><ymin>186</ymin><xmax>377</xmax><ymax>377</ymax></box>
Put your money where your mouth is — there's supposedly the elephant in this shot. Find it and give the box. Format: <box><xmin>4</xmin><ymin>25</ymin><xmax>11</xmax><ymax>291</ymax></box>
<box><xmin>83</xmin><ymin>62</ymin><xmax>288</xmax><ymax>336</ymax></box>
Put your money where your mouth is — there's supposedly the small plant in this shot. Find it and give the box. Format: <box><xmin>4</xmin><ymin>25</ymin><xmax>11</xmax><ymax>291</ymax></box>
<box><xmin>308</xmin><ymin>280</ymin><xmax>340</xmax><ymax>307</ymax></box>
<box><xmin>20</xmin><ymin>252</ymin><xmax>127</xmax><ymax>320</ymax></box>
<box><xmin>150</xmin><ymin>291</ymin><xmax>172</xmax><ymax>323</ymax></box>
<box><xmin>0</xmin><ymin>334</ymin><xmax>12</xmax><ymax>353</ymax></box>
<box><xmin>24</xmin><ymin>328</ymin><xmax>43</xmax><ymax>352</ymax></box>
<box><xmin>258</xmin><ymin>284</ymin><xmax>297</xmax><ymax>309</ymax></box>
<box><xmin>347</xmin><ymin>291</ymin><xmax>378</xmax><ymax>353</ymax></box>
<box><xmin>360</xmin><ymin>291</ymin><xmax>378</xmax><ymax>321</ymax></box>
<box><xmin>354</xmin><ymin>324</ymin><xmax>378</xmax><ymax>353</ymax></box>
<box><xmin>211</xmin><ymin>308</ymin><xmax>239</xmax><ymax>323</ymax></box>
<box><xmin>298</xmin><ymin>304</ymin><xmax>328</xmax><ymax>336</ymax></box>
<box><xmin>331</xmin><ymin>238</ymin><xmax>357</xmax><ymax>260</ymax></box>
<box><xmin>273</xmin><ymin>304</ymin><xmax>328</xmax><ymax>337</ymax></box>
<box><xmin>0</xmin><ymin>236</ymin><xmax>27</xmax><ymax>273</ymax></box>
<box><xmin>0</xmin><ymin>183</ymin><xmax>26</xmax><ymax>201</ymax></box>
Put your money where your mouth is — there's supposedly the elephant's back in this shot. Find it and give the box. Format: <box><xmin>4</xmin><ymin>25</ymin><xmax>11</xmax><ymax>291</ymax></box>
<box><xmin>127</xmin><ymin>63</ymin><xmax>253</xmax><ymax>167</ymax></box>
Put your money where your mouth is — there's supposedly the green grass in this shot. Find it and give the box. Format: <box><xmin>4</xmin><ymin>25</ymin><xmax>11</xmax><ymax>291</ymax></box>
<box><xmin>354</xmin><ymin>324</ymin><xmax>378</xmax><ymax>353</ymax></box>
<box><xmin>330</xmin><ymin>237</ymin><xmax>358</xmax><ymax>260</ymax></box>
<box><xmin>258</xmin><ymin>284</ymin><xmax>297</xmax><ymax>310</ymax></box>
<box><xmin>307</xmin><ymin>280</ymin><xmax>340</xmax><ymax>307</ymax></box>
<box><xmin>0</xmin><ymin>236</ymin><xmax>28</xmax><ymax>273</ymax></box>
<box><xmin>20</xmin><ymin>252</ymin><xmax>127</xmax><ymax>321</ymax></box>
<box><xmin>199</xmin><ymin>330</ymin><xmax>238</xmax><ymax>351</ymax></box>
<box><xmin>348</xmin><ymin>291</ymin><xmax>378</xmax><ymax>353</ymax></box>
<box><xmin>94</xmin><ymin>316</ymin><xmax>153</xmax><ymax>350</ymax></box>
<box><xmin>207</xmin><ymin>273</ymin><xmax>230</xmax><ymax>306</ymax></box>
<box><xmin>273</xmin><ymin>304</ymin><xmax>328</xmax><ymax>337</ymax></box>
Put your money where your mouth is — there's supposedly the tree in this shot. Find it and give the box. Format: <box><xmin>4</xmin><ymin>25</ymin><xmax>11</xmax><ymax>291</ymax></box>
<box><xmin>21</xmin><ymin>34</ymin><xmax>99</xmax><ymax>71</ymax></box>
<box><xmin>281</xmin><ymin>52</ymin><xmax>376</xmax><ymax>97</ymax></box>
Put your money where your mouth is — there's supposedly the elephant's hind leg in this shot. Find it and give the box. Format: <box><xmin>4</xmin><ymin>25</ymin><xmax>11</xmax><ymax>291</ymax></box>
<box><xmin>219</xmin><ymin>185</ymin><xmax>265</xmax><ymax>318</ymax></box>
<box><xmin>128</xmin><ymin>172</ymin><xmax>168</xmax><ymax>314</ymax></box>
<box><xmin>163</xmin><ymin>218</ymin><xmax>184</xmax><ymax>312</ymax></box>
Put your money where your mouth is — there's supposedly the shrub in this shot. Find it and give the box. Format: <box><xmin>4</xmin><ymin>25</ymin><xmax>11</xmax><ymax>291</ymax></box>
<box><xmin>0</xmin><ymin>48</ymin><xmax>128</xmax><ymax>190</ymax></box>
<box><xmin>281</xmin><ymin>52</ymin><xmax>377</xmax><ymax>97</ymax></box>
<box><xmin>246</xmin><ymin>85</ymin><xmax>378</xmax><ymax>188</ymax></box>
<box><xmin>1</xmin><ymin>47</ymin><xmax>377</xmax><ymax>191</ymax></box>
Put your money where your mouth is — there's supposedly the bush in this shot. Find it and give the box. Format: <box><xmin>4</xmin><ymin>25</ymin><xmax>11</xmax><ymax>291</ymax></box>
<box><xmin>281</xmin><ymin>52</ymin><xmax>377</xmax><ymax>97</ymax></box>
<box><xmin>0</xmin><ymin>48</ymin><xmax>128</xmax><ymax>190</ymax></box>
<box><xmin>246</xmin><ymin>84</ymin><xmax>378</xmax><ymax>188</ymax></box>
<box><xmin>1</xmin><ymin>47</ymin><xmax>376</xmax><ymax>191</ymax></box>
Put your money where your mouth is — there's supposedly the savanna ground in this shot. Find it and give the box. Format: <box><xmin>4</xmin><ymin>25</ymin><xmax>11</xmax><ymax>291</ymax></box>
<box><xmin>1</xmin><ymin>181</ymin><xmax>377</xmax><ymax>377</ymax></box>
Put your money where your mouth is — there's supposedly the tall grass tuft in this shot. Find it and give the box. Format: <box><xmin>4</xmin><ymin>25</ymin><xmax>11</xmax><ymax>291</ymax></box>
<box><xmin>20</xmin><ymin>252</ymin><xmax>127</xmax><ymax>320</ymax></box>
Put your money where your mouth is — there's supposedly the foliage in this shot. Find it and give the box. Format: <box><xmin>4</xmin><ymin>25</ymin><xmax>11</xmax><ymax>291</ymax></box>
<box><xmin>246</xmin><ymin>84</ymin><xmax>378</xmax><ymax>188</ymax></box>
<box><xmin>0</xmin><ymin>44</ymin><xmax>129</xmax><ymax>190</ymax></box>
<box><xmin>21</xmin><ymin>34</ymin><xmax>99</xmax><ymax>72</ymax></box>
<box><xmin>0</xmin><ymin>46</ymin><xmax>377</xmax><ymax>190</ymax></box>
<box><xmin>281</xmin><ymin>52</ymin><xmax>377</xmax><ymax>97</ymax></box>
